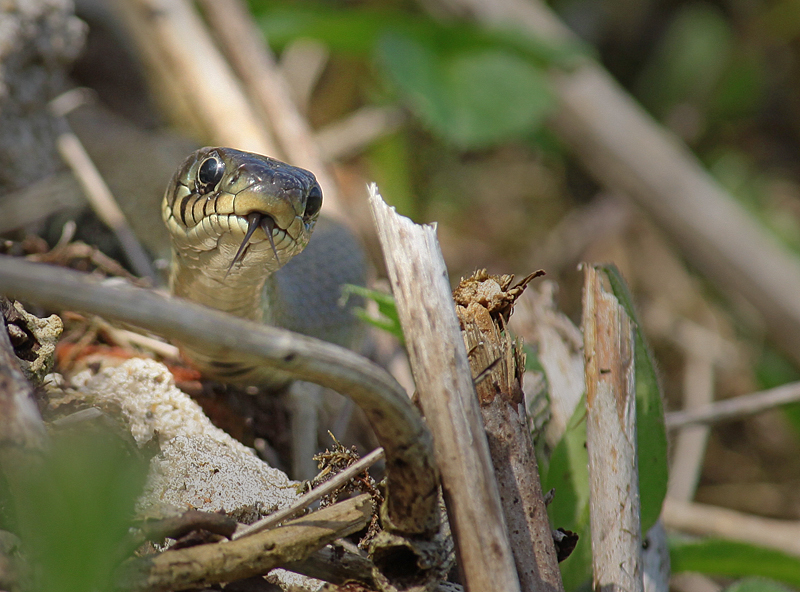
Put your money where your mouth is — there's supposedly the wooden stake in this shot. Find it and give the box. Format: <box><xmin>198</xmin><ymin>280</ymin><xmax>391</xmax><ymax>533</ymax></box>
<box><xmin>582</xmin><ymin>266</ymin><xmax>643</xmax><ymax>592</ymax></box>
<box><xmin>369</xmin><ymin>187</ymin><xmax>521</xmax><ymax>592</ymax></box>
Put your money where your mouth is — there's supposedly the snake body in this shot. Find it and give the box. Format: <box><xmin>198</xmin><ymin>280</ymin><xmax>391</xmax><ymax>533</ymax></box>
<box><xmin>162</xmin><ymin>147</ymin><xmax>361</xmax><ymax>384</ymax></box>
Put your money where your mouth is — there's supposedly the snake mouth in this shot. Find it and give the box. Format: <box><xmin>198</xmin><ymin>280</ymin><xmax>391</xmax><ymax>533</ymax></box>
<box><xmin>226</xmin><ymin>211</ymin><xmax>282</xmax><ymax>276</ymax></box>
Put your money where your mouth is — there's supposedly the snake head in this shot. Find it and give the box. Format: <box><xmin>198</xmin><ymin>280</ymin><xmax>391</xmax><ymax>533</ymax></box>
<box><xmin>163</xmin><ymin>147</ymin><xmax>323</xmax><ymax>277</ymax></box>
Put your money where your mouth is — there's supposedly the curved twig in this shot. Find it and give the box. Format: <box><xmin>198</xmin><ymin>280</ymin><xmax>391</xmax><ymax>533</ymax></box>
<box><xmin>0</xmin><ymin>255</ymin><xmax>439</xmax><ymax>536</ymax></box>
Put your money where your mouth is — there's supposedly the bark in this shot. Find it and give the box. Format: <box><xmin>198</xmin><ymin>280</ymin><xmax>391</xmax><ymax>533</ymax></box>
<box><xmin>454</xmin><ymin>271</ymin><xmax>563</xmax><ymax>592</ymax></box>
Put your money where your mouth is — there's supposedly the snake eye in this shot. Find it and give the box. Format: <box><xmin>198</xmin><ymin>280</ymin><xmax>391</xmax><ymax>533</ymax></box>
<box><xmin>304</xmin><ymin>184</ymin><xmax>323</xmax><ymax>219</ymax></box>
<box><xmin>197</xmin><ymin>156</ymin><xmax>225</xmax><ymax>193</ymax></box>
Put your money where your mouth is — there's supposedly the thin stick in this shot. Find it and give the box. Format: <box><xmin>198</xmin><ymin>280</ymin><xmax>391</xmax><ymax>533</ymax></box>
<box><xmin>53</xmin><ymin>131</ymin><xmax>156</xmax><ymax>283</ymax></box>
<box><xmin>0</xmin><ymin>255</ymin><xmax>439</xmax><ymax>537</ymax></box>
<box><xmin>369</xmin><ymin>186</ymin><xmax>521</xmax><ymax>592</ymax></box>
<box><xmin>234</xmin><ymin>447</ymin><xmax>384</xmax><ymax>540</ymax></box>
<box><xmin>316</xmin><ymin>106</ymin><xmax>407</xmax><ymax>162</ymax></box>
<box><xmin>666</xmin><ymin>380</ymin><xmax>800</xmax><ymax>428</ymax></box>
<box><xmin>583</xmin><ymin>265</ymin><xmax>643</xmax><ymax>592</ymax></box>
<box><xmin>663</xmin><ymin>498</ymin><xmax>800</xmax><ymax>558</ymax></box>
<box><xmin>103</xmin><ymin>327</ymin><xmax>180</xmax><ymax>360</ymax></box>
<box><xmin>279</xmin><ymin>39</ymin><xmax>329</xmax><ymax>114</ymax></box>
<box><xmin>667</xmin><ymin>329</ymin><xmax>720</xmax><ymax>501</ymax></box>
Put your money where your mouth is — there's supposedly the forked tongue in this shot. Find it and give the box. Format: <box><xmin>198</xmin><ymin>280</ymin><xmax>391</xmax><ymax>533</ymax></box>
<box><xmin>225</xmin><ymin>212</ymin><xmax>281</xmax><ymax>277</ymax></box>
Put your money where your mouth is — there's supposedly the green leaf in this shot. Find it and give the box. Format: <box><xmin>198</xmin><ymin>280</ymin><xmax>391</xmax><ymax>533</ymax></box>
<box><xmin>250</xmin><ymin>3</ymin><xmax>585</xmax><ymax>67</ymax></box>
<box><xmin>251</xmin><ymin>4</ymin><xmax>570</xmax><ymax>148</ymax></box>
<box><xmin>598</xmin><ymin>264</ymin><xmax>669</xmax><ymax>533</ymax></box>
<box><xmin>543</xmin><ymin>396</ymin><xmax>592</xmax><ymax>591</ymax></box>
<box><xmin>340</xmin><ymin>284</ymin><xmax>404</xmax><ymax>343</ymax></box>
<box><xmin>725</xmin><ymin>578</ymin><xmax>796</xmax><ymax>592</ymax></box>
<box><xmin>671</xmin><ymin>538</ymin><xmax>800</xmax><ymax>589</ymax></box>
<box><xmin>3</xmin><ymin>427</ymin><xmax>148</xmax><ymax>592</ymax></box>
<box><xmin>378</xmin><ymin>33</ymin><xmax>556</xmax><ymax>148</ymax></box>
<box><xmin>635</xmin><ymin>3</ymin><xmax>734</xmax><ymax>117</ymax></box>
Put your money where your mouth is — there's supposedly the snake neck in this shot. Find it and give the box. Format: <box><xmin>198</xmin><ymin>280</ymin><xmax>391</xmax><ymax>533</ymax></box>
<box><xmin>168</xmin><ymin>248</ymin><xmax>274</xmax><ymax>322</ymax></box>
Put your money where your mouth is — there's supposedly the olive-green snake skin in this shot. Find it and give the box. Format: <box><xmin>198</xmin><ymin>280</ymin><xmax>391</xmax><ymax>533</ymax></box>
<box><xmin>163</xmin><ymin>147</ymin><xmax>362</xmax><ymax>384</ymax></box>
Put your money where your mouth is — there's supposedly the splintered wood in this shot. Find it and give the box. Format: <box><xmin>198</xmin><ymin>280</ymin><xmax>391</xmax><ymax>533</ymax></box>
<box><xmin>582</xmin><ymin>266</ymin><xmax>643</xmax><ymax>592</ymax></box>
<box><xmin>369</xmin><ymin>189</ymin><xmax>522</xmax><ymax>592</ymax></box>
<box><xmin>454</xmin><ymin>270</ymin><xmax>564</xmax><ymax>592</ymax></box>
<box><xmin>452</xmin><ymin>269</ymin><xmax>542</xmax><ymax>406</ymax></box>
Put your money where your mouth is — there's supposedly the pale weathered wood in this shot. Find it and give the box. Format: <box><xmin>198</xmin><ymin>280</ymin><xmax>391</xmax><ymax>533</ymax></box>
<box><xmin>663</xmin><ymin>498</ymin><xmax>800</xmax><ymax>558</ymax></box>
<box><xmin>583</xmin><ymin>266</ymin><xmax>643</xmax><ymax>592</ymax></box>
<box><xmin>666</xmin><ymin>379</ymin><xmax>800</xmax><ymax>427</ymax></box>
<box><xmin>197</xmin><ymin>0</ymin><xmax>346</xmax><ymax>221</ymax></box>
<box><xmin>369</xmin><ymin>186</ymin><xmax>521</xmax><ymax>592</ymax></box>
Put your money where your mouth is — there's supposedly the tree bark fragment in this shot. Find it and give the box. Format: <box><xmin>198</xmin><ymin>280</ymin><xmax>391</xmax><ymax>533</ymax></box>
<box><xmin>454</xmin><ymin>270</ymin><xmax>564</xmax><ymax>592</ymax></box>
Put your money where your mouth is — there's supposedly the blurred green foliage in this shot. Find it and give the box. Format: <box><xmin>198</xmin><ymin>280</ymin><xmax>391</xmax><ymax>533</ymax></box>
<box><xmin>340</xmin><ymin>283</ymin><xmax>404</xmax><ymax>342</ymax></box>
<box><xmin>725</xmin><ymin>578</ymin><xmax>798</xmax><ymax>592</ymax></box>
<box><xmin>671</xmin><ymin>538</ymin><xmax>800</xmax><ymax>589</ymax></box>
<box><xmin>377</xmin><ymin>33</ymin><xmax>554</xmax><ymax>148</ymax></box>
<box><xmin>248</xmin><ymin>2</ymin><xmax>585</xmax><ymax>149</ymax></box>
<box><xmin>1</xmin><ymin>427</ymin><xmax>148</xmax><ymax>592</ymax></box>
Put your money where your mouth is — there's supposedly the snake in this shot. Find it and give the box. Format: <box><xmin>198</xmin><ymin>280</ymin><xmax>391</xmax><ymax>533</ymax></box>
<box><xmin>162</xmin><ymin>146</ymin><xmax>365</xmax><ymax>385</ymax></box>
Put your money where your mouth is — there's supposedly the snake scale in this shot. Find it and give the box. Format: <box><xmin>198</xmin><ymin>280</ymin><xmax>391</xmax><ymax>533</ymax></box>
<box><xmin>163</xmin><ymin>147</ymin><xmax>366</xmax><ymax>385</ymax></box>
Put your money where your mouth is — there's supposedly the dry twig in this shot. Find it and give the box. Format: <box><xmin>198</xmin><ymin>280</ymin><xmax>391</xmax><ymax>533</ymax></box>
<box><xmin>113</xmin><ymin>0</ymin><xmax>277</xmax><ymax>154</ymax></box>
<box><xmin>663</xmin><ymin>498</ymin><xmax>800</xmax><ymax>558</ymax></box>
<box><xmin>197</xmin><ymin>0</ymin><xmax>346</xmax><ymax>220</ymax></box>
<box><xmin>454</xmin><ymin>270</ymin><xmax>563</xmax><ymax>592</ymax></box>
<box><xmin>119</xmin><ymin>493</ymin><xmax>373</xmax><ymax>592</ymax></box>
<box><xmin>234</xmin><ymin>447</ymin><xmax>384</xmax><ymax>540</ymax></box>
<box><xmin>666</xmin><ymin>380</ymin><xmax>800</xmax><ymax>428</ymax></box>
<box><xmin>50</xmin><ymin>91</ymin><xmax>157</xmax><ymax>283</ymax></box>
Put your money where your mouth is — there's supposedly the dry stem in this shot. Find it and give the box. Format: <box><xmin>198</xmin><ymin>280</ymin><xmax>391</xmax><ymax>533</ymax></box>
<box><xmin>113</xmin><ymin>0</ymin><xmax>277</xmax><ymax>154</ymax></box>
<box><xmin>666</xmin><ymin>380</ymin><xmax>800</xmax><ymax>427</ymax></box>
<box><xmin>234</xmin><ymin>447</ymin><xmax>384</xmax><ymax>540</ymax></box>
<box><xmin>663</xmin><ymin>498</ymin><xmax>800</xmax><ymax>557</ymax></box>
